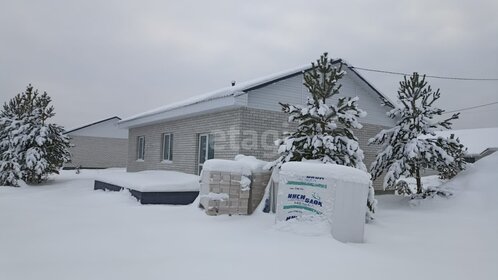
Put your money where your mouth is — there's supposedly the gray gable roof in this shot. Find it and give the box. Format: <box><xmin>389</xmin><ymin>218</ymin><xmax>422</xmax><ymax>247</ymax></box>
<box><xmin>119</xmin><ymin>60</ymin><xmax>393</xmax><ymax>128</ymax></box>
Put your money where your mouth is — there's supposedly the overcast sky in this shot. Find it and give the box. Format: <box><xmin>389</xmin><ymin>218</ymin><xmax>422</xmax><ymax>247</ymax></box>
<box><xmin>1</xmin><ymin>0</ymin><xmax>497</xmax><ymax>130</ymax></box>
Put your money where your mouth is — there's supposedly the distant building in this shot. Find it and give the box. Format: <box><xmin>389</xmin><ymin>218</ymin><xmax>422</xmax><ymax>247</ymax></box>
<box><xmin>65</xmin><ymin>116</ymin><xmax>128</xmax><ymax>169</ymax></box>
<box><xmin>432</xmin><ymin>127</ymin><xmax>498</xmax><ymax>163</ymax></box>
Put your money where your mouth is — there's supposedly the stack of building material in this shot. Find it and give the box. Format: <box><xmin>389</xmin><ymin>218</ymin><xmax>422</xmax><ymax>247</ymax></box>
<box><xmin>199</xmin><ymin>155</ymin><xmax>270</xmax><ymax>216</ymax></box>
<box><xmin>249</xmin><ymin>171</ymin><xmax>271</xmax><ymax>212</ymax></box>
<box><xmin>276</xmin><ymin>162</ymin><xmax>371</xmax><ymax>243</ymax></box>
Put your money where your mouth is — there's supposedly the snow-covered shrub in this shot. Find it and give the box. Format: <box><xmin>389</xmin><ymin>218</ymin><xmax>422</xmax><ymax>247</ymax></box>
<box><xmin>270</xmin><ymin>53</ymin><xmax>376</xmax><ymax>220</ymax></box>
<box><xmin>393</xmin><ymin>180</ymin><xmax>411</xmax><ymax>196</ymax></box>
<box><xmin>369</xmin><ymin>73</ymin><xmax>466</xmax><ymax>194</ymax></box>
<box><xmin>395</xmin><ymin>179</ymin><xmax>452</xmax><ymax>200</ymax></box>
<box><xmin>434</xmin><ymin>135</ymin><xmax>467</xmax><ymax>180</ymax></box>
<box><xmin>0</xmin><ymin>85</ymin><xmax>70</xmax><ymax>186</ymax></box>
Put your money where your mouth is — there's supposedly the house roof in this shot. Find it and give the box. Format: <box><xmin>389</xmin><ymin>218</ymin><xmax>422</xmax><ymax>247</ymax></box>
<box><xmin>65</xmin><ymin>116</ymin><xmax>121</xmax><ymax>134</ymax></box>
<box><xmin>432</xmin><ymin>127</ymin><xmax>498</xmax><ymax>155</ymax></box>
<box><xmin>119</xmin><ymin>59</ymin><xmax>394</xmax><ymax>128</ymax></box>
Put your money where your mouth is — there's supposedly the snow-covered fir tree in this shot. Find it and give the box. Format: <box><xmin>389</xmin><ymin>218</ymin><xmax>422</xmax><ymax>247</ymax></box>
<box><xmin>0</xmin><ymin>89</ymin><xmax>32</xmax><ymax>186</ymax></box>
<box><xmin>0</xmin><ymin>85</ymin><xmax>70</xmax><ymax>186</ymax></box>
<box><xmin>0</xmin><ymin>118</ymin><xmax>24</xmax><ymax>186</ymax></box>
<box><xmin>369</xmin><ymin>73</ymin><xmax>466</xmax><ymax>194</ymax></box>
<box><xmin>272</xmin><ymin>53</ymin><xmax>377</xmax><ymax>219</ymax></box>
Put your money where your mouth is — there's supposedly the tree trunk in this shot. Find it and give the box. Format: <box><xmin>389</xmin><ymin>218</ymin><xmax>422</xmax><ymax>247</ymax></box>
<box><xmin>415</xmin><ymin>166</ymin><xmax>422</xmax><ymax>194</ymax></box>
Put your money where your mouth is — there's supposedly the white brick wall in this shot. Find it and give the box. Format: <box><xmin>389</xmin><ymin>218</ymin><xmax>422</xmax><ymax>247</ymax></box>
<box><xmin>66</xmin><ymin>135</ymin><xmax>128</xmax><ymax>168</ymax></box>
<box><xmin>239</xmin><ymin>108</ymin><xmax>388</xmax><ymax>189</ymax></box>
<box><xmin>127</xmin><ymin>107</ymin><xmax>388</xmax><ymax>189</ymax></box>
<box><xmin>127</xmin><ymin>109</ymin><xmax>243</xmax><ymax>173</ymax></box>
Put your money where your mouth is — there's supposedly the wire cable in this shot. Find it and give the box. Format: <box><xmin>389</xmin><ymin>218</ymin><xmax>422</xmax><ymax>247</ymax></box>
<box><xmin>352</xmin><ymin>66</ymin><xmax>498</xmax><ymax>81</ymax></box>
<box><xmin>442</xmin><ymin>101</ymin><xmax>498</xmax><ymax>114</ymax></box>
<box><xmin>349</xmin><ymin>65</ymin><xmax>498</xmax><ymax>115</ymax></box>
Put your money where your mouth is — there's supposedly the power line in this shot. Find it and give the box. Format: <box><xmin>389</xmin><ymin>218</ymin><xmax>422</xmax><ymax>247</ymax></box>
<box><xmin>352</xmin><ymin>66</ymin><xmax>498</xmax><ymax>81</ymax></box>
<box><xmin>442</xmin><ymin>101</ymin><xmax>498</xmax><ymax>114</ymax></box>
<box><xmin>350</xmin><ymin>65</ymin><xmax>498</xmax><ymax>115</ymax></box>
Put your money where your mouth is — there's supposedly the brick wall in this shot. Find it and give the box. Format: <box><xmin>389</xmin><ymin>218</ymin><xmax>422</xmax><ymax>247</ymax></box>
<box><xmin>239</xmin><ymin>107</ymin><xmax>292</xmax><ymax>161</ymax></box>
<box><xmin>239</xmin><ymin>108</ymin><xmax>388</xmax><ymax>189</ymax></box>
<box><xmin>127</xmin><ymin>107</ymin><xmax>389</xmax><ymax>189</ymax></box>
<box><xmin>127</xmin><ymin>109</ymin><xmax>243</xmax><ymax>173</ymax></box>
<box><xmin>66</xmin><ymin>135</ymin><xmax>128</xmax><ymax>168</ymax></box>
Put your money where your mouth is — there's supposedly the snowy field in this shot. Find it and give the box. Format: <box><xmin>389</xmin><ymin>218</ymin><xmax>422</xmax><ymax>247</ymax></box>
<box><xmin>1</xmin><ymin>155</ymin><xmax>498</xmax><ymax>280</ymax></box>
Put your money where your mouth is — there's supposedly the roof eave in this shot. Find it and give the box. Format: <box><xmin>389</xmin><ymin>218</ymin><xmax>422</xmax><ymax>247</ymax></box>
<box><xmin>64</xmin><ymin>116</ymin><xmax>121</xmax><ymax>134</ymax></box>
<box><xmin>118</xmin><ymin>95</ymin><xmax>243</xmax><ymax>129</ymax></box>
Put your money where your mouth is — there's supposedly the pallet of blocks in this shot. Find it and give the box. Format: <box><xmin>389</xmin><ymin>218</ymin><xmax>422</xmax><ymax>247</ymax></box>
<box><xmin>199</xmin><ymin>155</ymin><xmax>271</xmax><ymax>216</ymax></box>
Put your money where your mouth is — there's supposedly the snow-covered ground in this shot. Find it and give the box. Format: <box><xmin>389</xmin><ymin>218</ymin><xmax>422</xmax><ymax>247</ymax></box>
<box><xmin>1</xmin><ymin>154</ymin><xmax>497</xmax><ymax>280</ymax></box>
<box><xmin>396</xmin><ymin>175</ymin><xmax>447</xmax><ymax>195</ymax></box>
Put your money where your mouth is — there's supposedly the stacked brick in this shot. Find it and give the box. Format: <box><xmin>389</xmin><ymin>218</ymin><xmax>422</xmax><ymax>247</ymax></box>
<box><xmin>200</xmin><ymin>159</ymin><xmax>272</xmax><ymax>216</ymax></box>
<box><xmin>249</xmin><ymin>171</ymin><xmax>271</xmax><ymax>212</ymax></box>
<box><xmin>202</xmin><ymin>171</ymin><xmax>251</xmax><ymax>215</ymax></box>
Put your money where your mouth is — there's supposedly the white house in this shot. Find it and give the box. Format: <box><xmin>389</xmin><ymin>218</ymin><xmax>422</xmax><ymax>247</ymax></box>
<box><xmin>118</xmin><ymin>59</ymin><xmax>396</xmax><ymax>189</ymax></box>
<box><xmin>65</xmin><ymin>116</ymin><xmax>128</xmax><ymax>169</ymax></box>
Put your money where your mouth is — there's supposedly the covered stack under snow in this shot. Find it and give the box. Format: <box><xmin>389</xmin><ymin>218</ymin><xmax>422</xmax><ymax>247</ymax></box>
<box><xmin>199</xmin><ymin>155</ymin><xmax>270</xmax><ymax>215</ymax></box>
<box><xmin>276</xmin><ymin>162</ymin><xmax>371</xmax><ymax>243</ymax></box>
<box><xmin>234</xmin><ymin>155</ymin><xmax>271</xmax><ymax>211</ymax></box>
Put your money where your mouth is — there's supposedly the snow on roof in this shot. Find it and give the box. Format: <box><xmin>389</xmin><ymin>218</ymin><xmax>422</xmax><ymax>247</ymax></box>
<box><xmin>433</xmin><ymin>127</ymin><xmax>498</xmax><ymax>155</ymax></box>
<box><xmin>119</xmin><ymin>59</ymin><xmax>394</xmax><ymax>126</ymax></box>
<box><xmin>120</xmin><ymin>64</ymin><xmax>311</xmax><ymax>123</ymax></box>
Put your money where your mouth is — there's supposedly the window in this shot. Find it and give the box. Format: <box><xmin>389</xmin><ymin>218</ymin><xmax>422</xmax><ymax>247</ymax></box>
<box><xmin>137</xmin><ymin>136</ymin><xmax>145</xmax><ymax>160</ymax></box>
<box><xmin>162</xmin><ymin>133</ymin><xmax>173</xmax><ymax>161</ymax></box>
<box><xmin>198</xmin><ymin>133</ymin><xmax>214</xmax><ymax>174</ymax></box>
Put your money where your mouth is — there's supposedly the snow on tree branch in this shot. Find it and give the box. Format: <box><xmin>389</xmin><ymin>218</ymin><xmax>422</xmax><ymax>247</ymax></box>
<box><xmin>369</xmin><ymin>73</ymin><xmax>467</xmax><ymax>194</ymax></box>
<box><xmin>270</xmin><ymin>52</ymin><xmax>376</xmax><ymax>220</ymax></box>
<box><xmin>0</xmin><ymin>84</ymin><xmax>70</xmax><ymax>186</ymax></box>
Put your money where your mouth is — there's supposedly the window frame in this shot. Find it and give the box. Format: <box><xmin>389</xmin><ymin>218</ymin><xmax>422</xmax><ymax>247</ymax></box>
<box><xmin>197</xmin><ymin>133</ymin><xmax>214</xmax><ymax>174</ymax></box>
<box><xmin>137</xmin><ymin>136</ymin><xmax>145</xmax><ymax>161</ymax></box>
<box><xmin>162</xmin><ymin>133</ymin><xmax>173</xmax><ymax>162</ymax></box>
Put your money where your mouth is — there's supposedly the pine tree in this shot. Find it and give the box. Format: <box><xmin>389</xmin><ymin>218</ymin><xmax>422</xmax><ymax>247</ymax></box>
<box><xmin>272</xmin><ymin>53</ymin><xmax>376</xmax><ymax>219</ymax></box>
<box><xmin>369</xmin><ymin>73</ymin><xmax>465</xmax><ymax>194</ymax></box>
<box><xmin>0</xmin><ymin>118</ymin><xmax>24</xmax><ymax>186</ymax></box>
<box><xmin>0</xmin><ymin>90</ymin><xmax>29</xmax><ymax>186</ymax></box>
<box><xmin>23</xmin><ymin>89</ymin><xmax>70</xmax><ymax>184</ymax></box>
<box><xmin>0</xmin><ymin>85</ymin><xmax>70</xmax><ymax>186</ymax></box>
<box><xmin>274</xmin><ymin>53</ymin><xmax>367</xmax><ymax>168</ymax></box>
